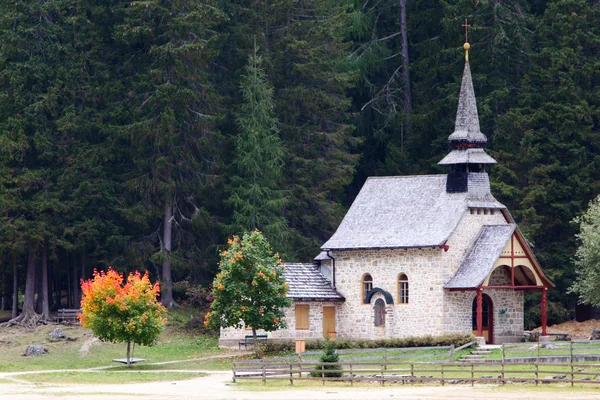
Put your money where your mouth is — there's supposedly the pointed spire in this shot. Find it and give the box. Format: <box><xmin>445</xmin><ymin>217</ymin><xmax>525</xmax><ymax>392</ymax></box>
<box><xmin>448</xmin><ymin>61</ymin><xmax>487</xmax><ymax>143</ymax></box>
<box><xmin>439</xmin><ymin>32</ymin><xmax>496</xmax><ymax>167</ymax></box>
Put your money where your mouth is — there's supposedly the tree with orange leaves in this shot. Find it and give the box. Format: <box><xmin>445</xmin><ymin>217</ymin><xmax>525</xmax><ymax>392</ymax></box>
<box><xmin>205</xmin><ymin>230</ymin><xmax>291</xmax><ymax>344</ymax></box>
<box><xmin>80</xmin><ymin>268</ymin><xmax>167</xmax><ymax>366</ymax></box>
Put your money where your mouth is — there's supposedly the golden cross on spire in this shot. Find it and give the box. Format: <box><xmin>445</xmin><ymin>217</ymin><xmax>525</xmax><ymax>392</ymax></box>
<box><xmin>462</xmin><ymin>18</ymin><xmax>471</xmax><ymax>43</ymax></box>
<box><xmin>462</xmin><ymin>18</ymin><xmax>471</xmax><ymax>62</ymax></box>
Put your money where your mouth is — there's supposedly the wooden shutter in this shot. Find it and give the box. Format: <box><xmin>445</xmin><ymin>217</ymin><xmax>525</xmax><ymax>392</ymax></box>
<box><xmin>295</xmin><ymin>304</ymin><xmax>309</xmax><ymax>330</ymax></box>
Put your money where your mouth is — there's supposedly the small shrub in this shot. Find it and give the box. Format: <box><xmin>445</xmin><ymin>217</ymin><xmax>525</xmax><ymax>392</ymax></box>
<box><xmin>310</xmin><ymin>339</ymin><xmax>342</xmax><ymax>378</ymax></box>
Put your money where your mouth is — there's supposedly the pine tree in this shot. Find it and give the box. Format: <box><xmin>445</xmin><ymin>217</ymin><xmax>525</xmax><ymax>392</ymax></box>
<box><xmin>115</xmin><ymin>0</ymin><xmax>225</xmax><ymax>307</ymax></box>
<box><xmin>491</xmin><ymin>0</ymin><xmax>600</xmax><ymax>320</ymax></box>
<box><xmin>311</xmin><ymin>339</ymin><xmax>343</xmax><ymax>378</ymax></box>
<box><xmin>228</xmin><ymin>47</ymin><xmax>289</xmax><ymax>253</ymax></box>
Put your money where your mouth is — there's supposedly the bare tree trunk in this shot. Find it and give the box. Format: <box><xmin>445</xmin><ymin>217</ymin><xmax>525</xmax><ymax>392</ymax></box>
<box><xmin>161</xmin><ymin>202</ymin><xmax>175</xmax><ymax>308</ymax></box>
<box><xmin>35</xmin><ymin>256</ymin><xmax>43</xmax><ymax>313</ymax></box>
<box><xmin>40</xmin><ymin>244</ymin><xmax>50</xmax><ymax>320</ymax></box>
<box><xmin>11</xmin><ymin>256</ymin><xmax>18</xmax><ymax>319</ymax></box>
<box><xmin>67</xmin><ymin>259</ymin><xmax>72</xmax><ymax>308</ymax></box>
<box><xmin>399</xmin><ymin>0</ymin><xmax>412</xmax><ymax>137</ymax></box>
<box><xmin>4</xmin><ymin>248</ymin><xmax>39</xmax><ymax>327</ymax></box>
<box><xmin>72</xmin><ymin>254</ymin><xmax>79</xmax><ymax>308</ymax></box>
<box><xmin>126</xmin><ymin>339</ymin><xmax>131</xmax><ymax>367</ymax></box>
<box><xmin>81</xmin><ymin>253</ymin><xmax>87</xmax><ymax>283</ymax></box>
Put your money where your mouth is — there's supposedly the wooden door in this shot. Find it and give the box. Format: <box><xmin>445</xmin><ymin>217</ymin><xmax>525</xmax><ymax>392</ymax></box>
<box><xmin>323</xmin><ymin>306</ymin><xmax>336</xmax><ymax>340</ymax></box>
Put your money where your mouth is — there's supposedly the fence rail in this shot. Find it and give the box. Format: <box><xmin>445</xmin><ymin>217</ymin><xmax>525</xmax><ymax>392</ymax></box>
<box><xmin>498</xmin><ymin>340</ymin><xmax>600</xmax><ymax>363</ymax></box>
<box><xmin>233</xmin><ymin>360</ymin><xmax>600</xmax><ymax>387</ymax></box>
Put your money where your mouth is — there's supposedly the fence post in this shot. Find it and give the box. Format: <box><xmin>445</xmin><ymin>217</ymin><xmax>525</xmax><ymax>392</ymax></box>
<box><xmin>501</xmin><ymin>362</ymin><xmax>505</xmax><ymax>385</ymax></box>
<box><xmin>571</xmin><ymin>363</ymin><xmax>574</xmax><ymax>387</ymax></box>
<box><xmin>321</xmin><ymin>362</ymin><xmax>325</xmax><ymax>386</ymax></box>
<box><xmin>384</xmin><ymin>347</ymin><xmax>387</xmax><ymax>369</ymax></box>
<box><xmin>410</xmin><ymin>363</ymin><xmax>414</xmax><ymax>384</ymax></box>
<box><xmin>536</xmin><ymin>341</ymin><xmax>540</xmax><ymax>363</ymax></box>
<box><xmin>570</xmin><ymin>341</ymin><xmax>573</xmax><ymax>364</ymax></box>
<box><xmin>289</xmin><ymin>363</ymin><xmax>293</xmax><ymax>385</ymax></box>
<box><xmin>298</xmin><ymin>355</ymin><xmax>302</xmax><ymax>378</ymax></box>
<box><xmin>449</xmin><ymin>344</ymin><xmax>455</xmax><ymax>362</ymax></box>
<box><xmin>471</xmin><ymin>363</ymin><xmax>474</xmax><ymax>387</ymax></box>
<box><xmin>232</xmin><ymin>361</ymin><xmax>236</xmax><ymax>383</ymax></box>
<box><xmin>501</xmin><ymin>343</ymin><xmax>505</xmax><ymax>363</ymax></box>
<box><xmin>535</xmin><ymin>363</ymin><xmax>538</xmax><ymax>386</ymax></box>
<box><xmin>381</xmin><ymin>363</ymin><xmax>384</xmax><ymax>386</ymax></box>
<box><xmin>262</xmin><ymin>364</ymin><xmax>266</xmax><ymax>385</ymax></box>
<box><xmin>441</xmin><ymin>364</ymin><xmax>444</xmax><ymax>386</ymax></box>
<box><xmin>350</xmin><ymin>363</ymin><xmax>353</xmax><ymax>386</ymax></box>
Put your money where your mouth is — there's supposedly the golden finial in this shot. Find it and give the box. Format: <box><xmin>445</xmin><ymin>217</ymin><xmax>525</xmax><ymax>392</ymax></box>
<box><xmin>462</xmin><ymin>18</ymin><xmax>471</xmax><ymax>62</ymax></box>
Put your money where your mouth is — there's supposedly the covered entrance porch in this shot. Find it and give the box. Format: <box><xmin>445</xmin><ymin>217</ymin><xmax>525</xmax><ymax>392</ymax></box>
<box><xmin>445</xmin><ymin>224</ymin><xmax>554</xmax><ymax>344</ymax></box>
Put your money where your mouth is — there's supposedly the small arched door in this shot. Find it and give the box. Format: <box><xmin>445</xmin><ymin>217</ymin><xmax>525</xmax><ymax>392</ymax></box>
<box><xmin>472</xmin><ymin>294</ymin><xmax>493</xmax><ymax>344</ymax></box>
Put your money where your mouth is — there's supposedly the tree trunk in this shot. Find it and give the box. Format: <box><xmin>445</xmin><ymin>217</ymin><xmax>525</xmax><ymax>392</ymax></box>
<box><xmin>399</xmin><ymin>0</ymin><xmax>412</xmax><ymax>137</ymax></box>
<box><xmin>126</xmin><ymin>339</ymin><xmax>131</xmax><ymax>367</ymax></box>
<box><xmin>161</xmin><ymin>202</ymin><xmax>175</xmax><ymax>308</ymax></box>
<box><xmin>40</xmin><ymin>244</ymin><xmax>50</xmax><ymax>320</ymax></box>
<box><xmin>11</xmin><ymin>256</ymin><xmax>18</xmax><ymax>319</ymax></box>
<box><xmin>35</xmin><ymin>256</ymin><xmax>43</xmax><ymax>313</ymax></box>
<box><xmin>81</xmin><ymin>253</ymin><xmax>87</xmax><ymax>283</ymax></box>
<box><xmin>4</xmin><ymin>248</ymin><xmax>40</xmax><ymax>327</ymax></box>
<box><xmin>67</xmin><ymin>260</ymin><xmax>72</xmax><ymax>308</ymax></box>
<box><xmin>72</xmin><ymin>254</ymin><xmax>79</xmax><ymax>308</ymax></box>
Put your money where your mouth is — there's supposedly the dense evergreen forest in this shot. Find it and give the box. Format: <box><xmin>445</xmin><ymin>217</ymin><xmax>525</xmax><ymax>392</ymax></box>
<box><xmin>0</xmin><ymin>0</ymin><xmax>599</xmax><ymax>327</ymax></box>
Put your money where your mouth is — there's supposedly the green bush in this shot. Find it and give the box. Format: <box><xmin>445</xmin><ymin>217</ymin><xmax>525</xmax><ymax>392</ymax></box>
<box><xmin>304</xmin><ymin>333</ymin><xmax>473</xmax><ymax>350</ymax></box>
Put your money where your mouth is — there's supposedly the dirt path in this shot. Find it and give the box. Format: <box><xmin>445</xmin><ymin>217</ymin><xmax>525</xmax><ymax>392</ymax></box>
<box><xmin>2</xmin><ymin>353</ymin><xmax>600</xmax><ymax>400</ymax></box>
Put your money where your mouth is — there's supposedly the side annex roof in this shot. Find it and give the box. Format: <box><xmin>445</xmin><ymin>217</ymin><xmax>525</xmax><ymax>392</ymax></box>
<box><xmin>283</xmin><ymin>263</ymin><xmax>344</xmax><ymax>302</ymax></box>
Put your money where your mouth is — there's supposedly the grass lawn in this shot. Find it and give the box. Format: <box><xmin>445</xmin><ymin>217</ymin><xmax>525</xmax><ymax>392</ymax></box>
<box><xmin>0</xmin><ymin>307</ymin><xmax>229</xmax><ymax>373</ymax></box>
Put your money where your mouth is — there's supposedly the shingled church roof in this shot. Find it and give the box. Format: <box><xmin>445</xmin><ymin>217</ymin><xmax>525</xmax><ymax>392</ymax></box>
<box><xmin>283</xmin><ymin>263</ymin><xmax>344</xmax><ymax>301</ymax></box>
<box><xmin>444</xmin><ymin>224</ymin><xmax>516</xmax><ymax>289</ymax></box>
<box><xmin>321</xmin><ymin>174</ymin><xmax>505</xmax><ymax>250</ymax></box>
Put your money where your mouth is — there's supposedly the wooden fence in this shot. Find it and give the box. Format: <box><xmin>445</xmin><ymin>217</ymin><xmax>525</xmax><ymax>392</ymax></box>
<box><xmin>499</xmin><ymin>340</ymin><xmax>600</xmax><ymax>363</ymax></box>
<box><xmin>240</xmin><ymin>344</ymin><xmax>467</xmax><ymax>365</ymax></box>
<box><xmin>232</xmin><ymin>360</ymin><xmax>600</xmax><ymax>387</ymax></box>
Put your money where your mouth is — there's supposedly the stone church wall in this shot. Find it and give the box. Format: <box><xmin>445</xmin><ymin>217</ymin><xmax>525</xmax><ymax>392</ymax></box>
<box><xmin>218</xmin><ymin>209</ymin><xmax>526</xmax><ymax>346</ymax></box>
<box><xmin>218</xmin><ymin>301</ymin><xmax>338</xmax><ymax>348</ymax></box>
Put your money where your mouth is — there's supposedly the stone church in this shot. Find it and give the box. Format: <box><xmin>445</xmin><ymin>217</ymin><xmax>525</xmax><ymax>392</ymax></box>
<box><xmin>219</xmin><ymin>41</ymin><xmax>554</xmax><ymax>347</ymax></box>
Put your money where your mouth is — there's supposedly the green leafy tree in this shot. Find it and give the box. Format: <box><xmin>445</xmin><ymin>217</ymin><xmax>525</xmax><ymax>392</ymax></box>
<box><xmin>310</xmin><ymin>339</ymin><xmax>342</xmax><ymax>378</ymax></box>
<box><xmin>205</xmin><ymin>230</ymin><xmax>291</xmax><ymax>341</ymax></box>
<box><xmin>80</xmin><ymin>268</ymin><xmax>167</xmax><ymax>367</ymax></box>
<box><xmin>228</xmin><ymin>47</ymin><xmax>289</xmax><ymax>253</ymax></box>
<box><xmin>570</xmin><ymin>195</ymin><xmax>600</xmax><ymax>307</ymax></box>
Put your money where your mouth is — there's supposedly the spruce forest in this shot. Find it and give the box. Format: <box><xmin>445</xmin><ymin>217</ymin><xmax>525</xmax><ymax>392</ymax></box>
<box><xmin>0</xmin><ymin>0</ymin><xmax>599</xmax><ymax>328</ymax></box>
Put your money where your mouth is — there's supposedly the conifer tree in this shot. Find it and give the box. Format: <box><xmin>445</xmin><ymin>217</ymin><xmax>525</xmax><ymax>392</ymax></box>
<box><xmin>311</xmin><ymin>339</ymin><xmax>343</xmax><ymax>378</ymax></box>
<box><xmin>228</xmin><ymin>47</ymin><xmax>288</xmax><ymax>253</ymax></box>
<box><xmin>116</xmin><ymin>0</ymin><xmax>225</xmax><ymax>307</ymax></box>
<box><xmin>492</xmin><ymin>0</ymin><xmax>600</xmax><ymax>318</ymax></box>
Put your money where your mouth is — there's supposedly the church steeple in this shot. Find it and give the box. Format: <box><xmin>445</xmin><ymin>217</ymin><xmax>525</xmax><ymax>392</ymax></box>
<box><xmin>439</xmin><ymin>31</ymin><xmax>496</xmax><ymax>193</ymax></box>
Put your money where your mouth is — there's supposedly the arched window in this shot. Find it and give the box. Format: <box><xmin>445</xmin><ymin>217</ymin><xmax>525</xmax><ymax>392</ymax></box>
<box><xmin>362</xmin><ymin>274</ymin><xmax>373</xmax><ymax>303</ymax></box>
<box><xmin>398</xmin><ymin>273</ymin><xmax>409</xmax><ymax>304</ymax></box>
<box><xmin>374</xmin><ymin>299</ymin><xmax>386</xmax><ymax>326</ymax></box>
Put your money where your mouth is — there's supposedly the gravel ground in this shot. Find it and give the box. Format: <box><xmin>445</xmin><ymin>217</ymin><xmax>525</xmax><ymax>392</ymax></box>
<box><xmin>3</xmin><ymin>370</ymin><xmax>600</xmax><ymax>400</ymax></box>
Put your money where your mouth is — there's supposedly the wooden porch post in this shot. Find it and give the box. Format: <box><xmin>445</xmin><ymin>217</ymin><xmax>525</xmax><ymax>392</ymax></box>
<box><xmin>476</xmin><ymin>289</ymin><xmax>483</xmax><ymax>337</ymax></box>
<box><xmin>541</xmin><ymin>288</ymin><xmax>548</xmax><ymax>337</ymax></box>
